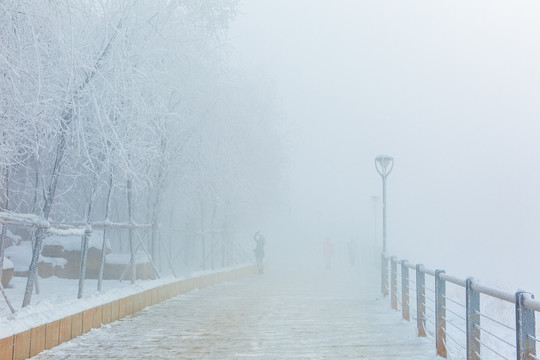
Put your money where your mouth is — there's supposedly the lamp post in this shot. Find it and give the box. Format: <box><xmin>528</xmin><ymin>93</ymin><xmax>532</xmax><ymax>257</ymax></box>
<box><xmin>370</xmin><ymin>195</ymin><xmax>380</xmax><ymax>249</ymax></box>
<box><xmin>375</xmin><ymin>155</ymin><xmax>394</xmax><ymax>296</ymax></box>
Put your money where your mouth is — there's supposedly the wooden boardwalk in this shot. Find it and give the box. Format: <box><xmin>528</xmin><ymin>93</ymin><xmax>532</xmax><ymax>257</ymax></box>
<box><xmin>34</xmin><ymin>265</ymin><xmax>438</xmax><ymax>359</ymax></box>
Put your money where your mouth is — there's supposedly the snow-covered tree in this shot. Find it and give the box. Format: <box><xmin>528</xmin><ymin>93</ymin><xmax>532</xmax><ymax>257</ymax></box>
<box><xmin>0</xmin><ymin>0</ymin><xmax>285</xmax><ymax>308</ymax></box>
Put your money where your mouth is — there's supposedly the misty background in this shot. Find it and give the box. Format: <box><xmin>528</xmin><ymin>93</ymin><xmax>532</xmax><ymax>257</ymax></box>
<box><xmin>230</xmin><ymin>1</ymin><xmax>540</xmax><ymax>292</ymax></box>
<box><xmin>1</xmin><ymin>0</ymin><xmax>540</xmax><ymax>307</ymax></box>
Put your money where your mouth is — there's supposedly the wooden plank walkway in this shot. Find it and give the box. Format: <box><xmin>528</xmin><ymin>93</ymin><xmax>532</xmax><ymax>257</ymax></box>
<box><xmin>33</xmin><ymin>265</ymin><xmax>438</xmax><ymax>359</ymax></box>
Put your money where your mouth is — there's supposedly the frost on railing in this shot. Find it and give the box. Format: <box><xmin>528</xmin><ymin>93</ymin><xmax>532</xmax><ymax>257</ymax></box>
<box><xmin>381</xmin><ymin>254</ymin><xmax>537</xmax><ymax>360</ymax></box>
<box><xmin>0</xmin><ymin>213</ymin><xmax>162</xmax><ymax>312</ymax></box>
<box><xmin>0</xmin><ymin>211</ymin><xmax>50</xmax><ymax>229</ymax></box>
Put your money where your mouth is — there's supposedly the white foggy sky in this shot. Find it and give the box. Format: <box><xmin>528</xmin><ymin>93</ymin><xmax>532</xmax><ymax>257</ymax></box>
<box><xmin>230</xmin><ymin>1</ymin><xmax>540</xmax><ymax>291</ymax></box>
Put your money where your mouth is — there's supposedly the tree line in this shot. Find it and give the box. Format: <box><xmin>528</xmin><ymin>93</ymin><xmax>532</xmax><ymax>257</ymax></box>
<box><xmin>0</xmin><ymin>0</ymin><xmax>285</xmax><ymax>306</ymax></box>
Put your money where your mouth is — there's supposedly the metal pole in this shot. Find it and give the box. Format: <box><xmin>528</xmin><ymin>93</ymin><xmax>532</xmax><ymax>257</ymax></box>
<box><xmin>372</xmin><ymin>197</ymin><xmax>377</xmax><ymax>248</ymax></box>
<box><xmin>435</xmin><ymin>269</ymin><xmax>447</xmax><ymax>358</ymax></box>
<box><xmin>375</xmin><ymin>155</ymin><xmax>393</xmax><ymax>297</ymax></box>
<box><xmin>401</xmin><ymin>260</ymin><xmax>410</xmax><ymax>321</ymax></box>
<box><xmin>516</xmin><ymin>292</ymin><xmax>536</xmax><ymax>360</ymax></box>
<box><xmin>466</xmin><ymin>277</ymin><xmax>480</xmax><ymax>360</ymax></box>
<box><xmin>416</xmin><ymin>264</ymin><xmax>426</xmax><ymax>337</ymax></box>
<box><xmin>381</xmin><ymin>253</ymin><xmax>388</xmax><ymax>296</ymax></box>
<box><xmin>382</xmin><ymin>176</ymin><xmax>387</xmax><ymax>253</ymax></box>
<box><xmin>391</xmin><ymin>257</ymin><xmax>398</xmax><ymax>310</ymax></box>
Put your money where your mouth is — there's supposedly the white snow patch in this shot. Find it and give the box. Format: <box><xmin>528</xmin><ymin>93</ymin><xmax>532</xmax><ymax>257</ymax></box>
<box><xmin>39</xmin><ymin>256</ymin><xmax>67</xmax><ymax>268</ymax></box>
<box><xmin>43</xmin><ymin>230</ymin><xmax>110</xmax><ymax>252</ymax></box>
<box><xmin>0</xmin><ymin>263</ymin><xmax>251</xmax><ymax>339</ymax></box>
<box><xmin>2</xmin><ymin>256</ymin><xmax>13</xmax><ymax>270</ymax></box>
<box><xmin>47</xmin><ymin>227</ymin><xmax>86</xmax><ymax>237</ymax></box>
<box><xmin>4</xmin><ymin>242</ymin><xmax>32</xmax><ymax>272</ymax></box>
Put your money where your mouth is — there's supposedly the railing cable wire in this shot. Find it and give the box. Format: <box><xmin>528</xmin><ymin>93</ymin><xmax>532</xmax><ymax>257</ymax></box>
<box><xmin>528</xmin><ymin>334</ymin><xmax>540</xmax><ymax>344</ymax></box>
<box><xmin>474</xmin><ymin>324</ymin><xmax>516</xmax><ymax>349</ymax></box>
<box><xmin>442</xmin><ymin>305</ymin><xmax>467</xmax><ymax>322</ymax></box>
<box><xmin>441</xmin><ymin>327</ymin><xmax>466</xmax><ymax>351</ymax></box>
<box><xmin>443</xmin><ymin>295</ymin><xmax>466</xmax><ymax>309</ymax></box>
<box><xmin>475</xmin><ymin>311</ymin><xmax>515</xmax><ymax>332</ymax></box>
<box><xmin>477</xmin><ymin>337</ymin><xmax>512</xmax><ymax>360</ymax></box>
<box><xmin>443</xmin><ymin>317</ymin><xmax>467</xmax><ymax>335</ymax></box>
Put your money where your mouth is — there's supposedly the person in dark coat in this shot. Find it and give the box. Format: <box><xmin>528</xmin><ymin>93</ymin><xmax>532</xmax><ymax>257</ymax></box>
<box><xmin>323</xmin><ymin>237</ymin><xmax>334</xmax><ymax>270</ymax></box>
<box><xmin>253</xmin><ymin>231</ymin><xmax>265</xmax><ymax>274</ymax></box>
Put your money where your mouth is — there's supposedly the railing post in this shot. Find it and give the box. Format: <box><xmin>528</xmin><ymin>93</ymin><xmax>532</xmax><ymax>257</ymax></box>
<box><xmin>391</xmin><ymin>256</ymin><xmax>398</xmax><ymax>310</ymax></box>
<box><xmin>382</xmin><ymin>253</ymin><xmax>388</xmax><ymax>296</ymax></box>
<box><xmin>435</xmin><ymin>269</ymin><xmax>447</xmax><ymax>358</ymax></box>
<box><xmin>416</xmin><ymin>264</ymin><xmax>426</xmax><ymax>337</ymax></box>
<box><xmin>401</xmin><ymin>260</ymin><xmax>410</xmax><ymax>321</ymax></box>
<box><xmin>466</xmin><ymin>277</ymin><xmax>480</xmax><ymax>360</ymax></box>
<box><xmin>516</xmin><ymin>292</ymin><xmax>536</xmax><ymax>360</ymax></box>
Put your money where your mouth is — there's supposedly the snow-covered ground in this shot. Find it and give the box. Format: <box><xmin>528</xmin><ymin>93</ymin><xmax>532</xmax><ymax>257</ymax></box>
<box><xmin>1</xmin><ymin>255</ymin><xmax>523</xmax><ymax>360</ymax></box>
<box><xmin>32</xmin><ymin>265</ymin><xmax>438</xmax><ymax>359</ymax></box>
<box><xmin>0</xmin><ymin>264</ymin><xmax>249</xmax><ymax>340</ymax></box>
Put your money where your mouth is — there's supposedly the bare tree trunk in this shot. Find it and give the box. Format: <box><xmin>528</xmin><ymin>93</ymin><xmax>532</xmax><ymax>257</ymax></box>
<box><xmin>23</xmin><ymin>112</ymin><xmax>71</xmax><ymax>307</ymax></box>
<box><xmin>210</xmin><ymin>202</ymin><xmax>216</xmax><ymax>271</ymax></box>
<box><xmin>157</xmin><ymin>230</ymin><xmax>177</xmax><ymax>277</ymax></box>
<box><xmin>77</xmin><ymin>227</ymin><xmax>92</xmax><ymax>299</ymax></box>
<box><xmin>127</xmin><ymin>176</ymin><xmax>135</xmax><ymax>284</ymax></box>
<box><xmin>0</xmin><ymin>282</ymin><xmax>14</xmax><ymax>313</ymax></box>
<box><xmin>0</xmin><ymin>165</ymin><xmax>9</xmax><ymax>278</ymax></box>
<box><xmin>151</xmin><ymin>224</ymin><xmax>158</xmax><ymax>278</ymax></box>
<box><xmin>30</xmin><ymin>152</ymin><xmax>41</xmax><ymax>295</ymax></box>
<box><xmin>98</xmin><ymin>170</ymin><xmax>113</xmax><ymax>292</ymax></box>
<box><xmin>22</xmin><ymin>24</ymin><xmax>120</xmax><ymax>307</ymax></box>
<box><xmin>151</xmin><ymin>134</ymin><xmax>168</xmax><ymax>273</ymax></box>
<box><xmin>222</xmin><ymin>208</ymin><xmax>228</xmax><ymax>268</ymax></box>
<box><xmin>78</xmin><ymin>166</ymin><xmax>100</xmax><ymax>299</ymax></box>
<box><xmin>200</xmin><ymin>197</ymin><xmax>205</xmax><ymax>269</ymax></box>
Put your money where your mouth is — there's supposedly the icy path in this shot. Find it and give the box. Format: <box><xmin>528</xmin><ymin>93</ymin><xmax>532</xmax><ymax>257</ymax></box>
<box><xmin>33</xmin><ymin>266</ymin><xmax>438</xmax><ymax>359</ymax></box>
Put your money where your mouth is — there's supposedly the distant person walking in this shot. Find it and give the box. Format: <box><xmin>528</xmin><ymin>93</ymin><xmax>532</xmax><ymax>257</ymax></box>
<box><xmin>323</xmin><ymin>237</ymin><xmax>334</xmax><ymax>270</ymax></box>
<box><xmin>253</xmin><ymin>231</ymin><xmax>265</xmax><ymax>274</ymax></box>
<box><xmin>347</xmin><ymin>238</ymin><xmax>358</xmax><ymax>267</ymax></box>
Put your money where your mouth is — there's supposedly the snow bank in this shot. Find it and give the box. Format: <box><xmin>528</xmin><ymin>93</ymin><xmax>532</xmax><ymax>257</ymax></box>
<box><xmin>40</xmin><ymin>256</ymin><xmax>67</xmax><ymax>268</ymax></box>
<box><xmin>0</xmin><ymin>263</ymin><xmax>253</xmax><ymax>339</ymax></box>
<box><xmin>47</xmin><ymin>227</ymin><xmax>86</xmax><ymax>237</ymax></box>
<box><xmin>43</xmin><ymin>230</ymin><xmax>111</xmax><ymax>252</ymax></box>
<box><xmin>2</xmin><ymin>256</ymin><xmax>13</xmax><ymax>270</ymax></box>
<box><xmin>4</xmin><ymin>242</ymin><xmax>32</xmax><ymax>272</ymax></box>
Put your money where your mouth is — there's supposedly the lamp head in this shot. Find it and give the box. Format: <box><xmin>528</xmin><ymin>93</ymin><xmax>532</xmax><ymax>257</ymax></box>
<box><xmin>375</xmin><ymin>155</ymin><xmax>394</xmax><ymax>177</ymax></box>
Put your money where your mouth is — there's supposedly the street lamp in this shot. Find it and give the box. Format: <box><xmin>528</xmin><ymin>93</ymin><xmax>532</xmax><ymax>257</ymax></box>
<box><xmin>370</xmin><ymin>195</ymin><xmax>380</xmax><ymax>248</ymax></box>
<box><xmin>375</xmin><ymin>155</ymin><xmax>394</xmax><ymax>296</ymax></box>
<box><xmin>375</xmin><ymin>155</ymin><xmax>394</xmax><ymax>253</ymax></box>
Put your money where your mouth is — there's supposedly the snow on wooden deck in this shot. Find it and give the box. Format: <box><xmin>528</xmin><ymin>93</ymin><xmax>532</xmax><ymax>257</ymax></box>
<box><xmin>33</xmin><ymin>265</ymin><xmax>439</xmax><ymax>359</ymax></box>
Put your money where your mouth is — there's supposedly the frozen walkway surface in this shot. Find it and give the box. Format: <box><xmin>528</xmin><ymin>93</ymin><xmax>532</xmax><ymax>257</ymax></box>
<box><xmin>33</xmin><ymin>265</ymin><xmax>438</xmax><ymax>359</ymax></box>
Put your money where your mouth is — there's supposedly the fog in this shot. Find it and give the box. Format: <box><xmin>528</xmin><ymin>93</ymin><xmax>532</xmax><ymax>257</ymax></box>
<box><xmin>1</xmin><ymin>0</ymin><xmax>539</xmax><ymax>312</ymax></box>
<box><xmin>230</xmin><ymin>1</ymin><xmax>540</xmax><ymax>292</ymax></box>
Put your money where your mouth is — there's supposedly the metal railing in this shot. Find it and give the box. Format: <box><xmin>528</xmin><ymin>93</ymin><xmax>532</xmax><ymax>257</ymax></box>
<box><xmin>381</xmin><ymin>253</ymin><xmax>538</xmax><ymax>360</ymax></box>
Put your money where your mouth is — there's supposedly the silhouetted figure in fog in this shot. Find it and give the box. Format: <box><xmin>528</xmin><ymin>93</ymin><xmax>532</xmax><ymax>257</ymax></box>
<box><xmin>254</xmin><ymin>231</ymin><xmax>265</xmax><ymax>274</ymax></box>
<box><xmin>347</xmin><ymin>239</ymin><xmax>358</xmax><ymax>266</ymax></box>
<box><xmin>323</xmin><ymin>237</ymin><xmax>334</xmax><ymax>270</ymax></box>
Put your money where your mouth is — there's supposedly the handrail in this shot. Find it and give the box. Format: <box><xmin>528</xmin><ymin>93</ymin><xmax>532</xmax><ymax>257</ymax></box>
<box><xmin>523</xmin><ymin>295</ymin><xmax>540</xmax><ymax>312</ymax></box>
<box><xmin>439</xmin><ymin>273</ymin><xmax>466</xmax><ymax>287</ymax></box>
<box><xmin>470</xmin><ymin>282</ymin><xmax>515</xmax><ymax>304</ymax></box>
<box><xmin>404</xmin><ymin>260</ymin><xmax>416</xmax><ymax>270</ymax></box>
<box><xmin>380</xmin><ymin>253</ymin><xmax>536</xmax><ymax>360</ymax></box>
<box><xmin>422</xmin><ymin>267</ymin><xmax>436</xmax><ymax>276</ymax></box>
